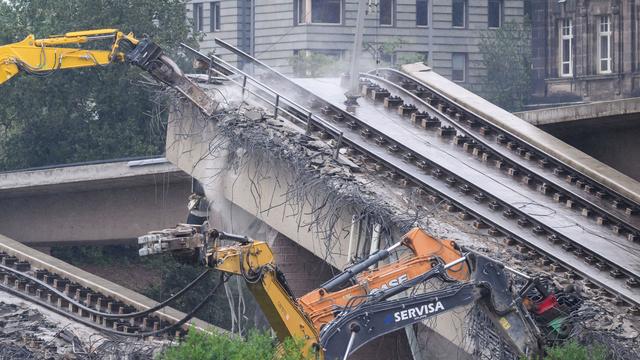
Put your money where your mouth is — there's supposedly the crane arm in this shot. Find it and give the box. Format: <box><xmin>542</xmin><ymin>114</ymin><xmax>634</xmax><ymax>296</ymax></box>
<box><xmin>138</xmin><ymin>225</ymin><xmax>322</xmax><ymax>357</ymax></box>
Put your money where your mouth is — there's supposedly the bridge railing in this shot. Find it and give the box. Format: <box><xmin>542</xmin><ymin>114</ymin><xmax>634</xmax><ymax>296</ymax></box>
<box><xmin>180</xmin><ymin>43</ymin><xmax>344</xmax><ymax>159</ymax></box>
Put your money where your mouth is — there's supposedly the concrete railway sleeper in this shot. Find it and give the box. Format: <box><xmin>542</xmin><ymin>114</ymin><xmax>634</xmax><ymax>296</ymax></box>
<box><xmin>0</xmin><ymin>252</ymin><xmax>218</xmax><ymax>337</ymax></box>
<box><xmin>205</xmin><ymin>39</ymin><xmax>640</xmax><ymax>312</ymax></box>
<box><xmin>360</xmin><ymin>71</ymin><xmax>640</xmax><ymax>243</ymax></box>
<box><xmin>301</xmin><ymin>114</ymin><xmax>640</xmax><ymax>313</ymax></box>
<box><xmin>373</xmin><ymin>68</ymin><xmax>640</xmax><ymax>239</ymax></box>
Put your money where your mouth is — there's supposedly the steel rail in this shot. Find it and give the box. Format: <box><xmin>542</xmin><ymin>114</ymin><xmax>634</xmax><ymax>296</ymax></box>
<box><xmin>0</xmin><ymin>263</ymin><xmax>211</xmax><ymax>319</ymax></box>
<box><xmin>0</xmin><ymin>276</ymin><xmax>223</xmax><ymax>338</ymax></box>
<box><xmin>208</xmin><ymin>39</ymin><xmax>640</xmax><ymax>311</ymax></box>
<box><xmin>0</xmin><ymin>235</ymin><xmax>221</xmax><ymax>337</ymax></box>
<box><xmin>375</xmin><ymin>68</ymin><xmax>640</xmax><ymax>229</ymax></box>
<box><xmin>358</xmin><ymin>72</ymin><xmax>640</xmax><ymax>259</ymax></box>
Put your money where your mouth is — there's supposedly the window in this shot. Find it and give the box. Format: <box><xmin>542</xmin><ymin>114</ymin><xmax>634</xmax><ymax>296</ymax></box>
<box><xmin>559</xmin><ymin>18</ymin><xmax>573</xmax><ymax>77</ymax></box>
<box><xmin>598</xmin><ymin>15</ymin><xmax>612</xmax><ymax>73</ymax></box>
<box><xmin>210</xmin><ymin>2</ymin><xmax>220</xmax><ymax>32</ymax></box>
<box><xmin>297</xmin><ymin>0</ymin><xmax>342</xmax><ymax>24</ymax></box>
<box><xmin>452</xmin><ymin>53</ymin><xmax>466</xmax><ymax>82</ymax></box>
<box><xmin>379</xmin><ymin>0</ymin><xmax>393</xmax><ymax>26</ymax></box>
<box><xmin>381</xmin><ymin>51</ymin><xmax>396</xmax><ymax>65</ymax></box>
<box><xmin>452</xmin><ymin>0</ymin><xmax>466</xmax><ymax>28</ymax></box>
<box><xmin>193</xmin><ymin>3</ymin><xmax>203</xmax><ymax>32</ymax></box>
<box><xmin>292</xmin><ymin>49</ymin><xmax>343</xmax><ymax>76</ymax></box>
<box><xmin>488</xmin><ymin>0</ymin><xmax>502</xmax><ymax>28</ymax></box>
<box><xmin>297</xmin><ymin>0</ymin><xmax>306</xmax><ymax>24</ymax></box>
<box><xmin>416</xmin><ymin>0</ymin><xmax>428</xmax><ymax>27</ymax></box>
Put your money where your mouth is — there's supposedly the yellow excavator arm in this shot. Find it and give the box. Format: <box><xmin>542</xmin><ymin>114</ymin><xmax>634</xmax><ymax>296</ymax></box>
<box><xmin>0</xmin><ymin>28</ymin><xmax>218</xmax><ymax>115</ymax></box>
<box><xmin>138</xmin><ymin>225</ymin><xmax>321</xmax><ymax>357</ymax></box>
<box><xmin>0</xmin><ymin>29</ymin><xmax>139</xmax><ymax>85</ymax></box>
<box><xmin>212</xmin><ymin>239</ymin><xmax>320</xmax><ymax>353</ymax></box>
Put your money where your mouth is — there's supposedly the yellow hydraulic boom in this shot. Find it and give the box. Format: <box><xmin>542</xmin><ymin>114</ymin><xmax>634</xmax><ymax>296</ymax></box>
<box><xmin>0</xmin><ymin>29</ymin><xmax>139</xmax><ymax>85</ymax></box>
<box><xmin>0</xmin><ymin>28</ymin><xmax>217</xmax><ymax>115</ymax></box>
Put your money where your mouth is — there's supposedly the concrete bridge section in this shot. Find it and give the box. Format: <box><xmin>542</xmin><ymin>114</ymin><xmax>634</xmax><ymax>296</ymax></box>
<box><xmin>0</xmin><ymin>232</ymin><xmax>217</xmax><ymax>333</ymax></box>
<box><xmin>167</xmin><ymin>61</ymin><xmax>640</xmax><ymax>359</ymax></box>
<box><xmin>165</xmin><ymin>98</ymin><xmax>477</xmax><ymax>359</ymax></box>
<box><xmin>514</xmin><ymin>98</ymin><xmax>640</xmax><ymax>181</ymax></box>
<box><xmin>402</xmin><ymin>63</ymin><xmax>640</xmax><ymax>205</ymax></box>
<box><xmin>0</xmin><ymin>158</ymin><xmax>192</xmax><ymax>246</ymax></box>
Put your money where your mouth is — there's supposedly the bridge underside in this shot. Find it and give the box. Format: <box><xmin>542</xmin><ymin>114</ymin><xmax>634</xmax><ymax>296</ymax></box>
<box><xmin>515</xmin><ymin>98</ymin><xmax>640</xmax><ymax>181</ymax></box>
<box><xmin>0</xmin><ymin>161</ymin><xmax>191</xmax><ymax>246</ymax></box>
<box><xmin>541</xmin><ymin>116</ymin><xmax>640</xmax><ymax>181</ymax></box>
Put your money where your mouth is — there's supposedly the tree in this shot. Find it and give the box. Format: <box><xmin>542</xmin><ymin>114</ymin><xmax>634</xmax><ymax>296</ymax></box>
<box><xmin>479</xmin><ymin>20</ymin><xmax>532</xmax><ymax>112</ymax></box>
<box><xmin>0</xmin><ymin>0</ymin><xmax>197</xmax><ymax>171</ymax></box>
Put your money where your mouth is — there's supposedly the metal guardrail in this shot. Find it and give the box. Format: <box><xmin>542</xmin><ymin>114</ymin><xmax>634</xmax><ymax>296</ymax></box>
<box><xmin>180</xmin><ymin>43</ymin><xmax>345</xmax><ymax>159</ymax></box>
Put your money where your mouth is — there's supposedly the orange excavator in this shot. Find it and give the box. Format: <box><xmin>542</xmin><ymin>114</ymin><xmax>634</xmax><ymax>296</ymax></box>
<box><xmin>139</xmin><ymin>220</ymin><xmax>569</xmax><ymax>360</ymax></box>
<box><xmin>298</xmin><ymin>227</ymin><xmax>469</xmax><ymax>331</ymax></box>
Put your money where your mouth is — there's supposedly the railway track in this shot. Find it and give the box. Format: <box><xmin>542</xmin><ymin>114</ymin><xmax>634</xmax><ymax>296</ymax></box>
<box><xmin>0</xmin><ymin>234</ymin><xmax>217</xmax><ymax>338</ymax></box>
<box><xmin>207</xmin><ymin>39</ymin><xmax>640</xmax><ymax>313</ymax></box>
<box><xmin>370</xmin><ymin>68</ymin><xmax>640</xmax><ymax>238</ymax></box>
<box><xmin>4</xmin><ymin>37</ymin><xmax>637</xmax><ymax>339</ymax></box>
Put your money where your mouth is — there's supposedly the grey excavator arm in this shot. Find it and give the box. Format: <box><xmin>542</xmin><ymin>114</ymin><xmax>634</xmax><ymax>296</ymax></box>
<box><xmin>319</xmin><ymin>254</ymin><xmax>543</xmax><ymax>360</ymax></box>
<box><xmin>126</xmin><ymin>39</ymin><xmax>218</xmax><ymax>116</ymax></box>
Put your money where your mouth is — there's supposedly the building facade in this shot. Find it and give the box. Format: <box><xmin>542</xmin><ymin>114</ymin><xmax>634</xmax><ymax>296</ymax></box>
<box><xmin>187</xmin><ymin>0</ymin><xmax>524</xmax><ymax>94</ymax></box>
<box><xmin>531</xmin><ymin>0</ymin><xmax>640</xmax><ymax>102</ymax></box>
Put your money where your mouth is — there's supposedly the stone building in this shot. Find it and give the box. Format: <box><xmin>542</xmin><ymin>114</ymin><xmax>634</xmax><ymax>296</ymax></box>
<box><xmin>186</xmin><ymin>0</ymin><xmax>525</xmax><ymax>94</ymax></box>
<box><xmin>531</xmin><ymin>0</ymin><xmax>639</xmax><ymax>102</ymax></box>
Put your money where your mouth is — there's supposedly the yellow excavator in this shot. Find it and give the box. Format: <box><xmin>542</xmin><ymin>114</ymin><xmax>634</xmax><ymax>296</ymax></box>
<box><xmin>139</xmin><ymin>220</ymin><xmax>575</xmax><ymax>360</ymax></box>
<box><xmin>0</xmin><ymin>28</ymin><xmax>217</xmax><ymax>115</ymax></box>
<box><xmin>2</xmin><ymin>29</ymin><xmax>574</xmax><ymax>360</ymax></box>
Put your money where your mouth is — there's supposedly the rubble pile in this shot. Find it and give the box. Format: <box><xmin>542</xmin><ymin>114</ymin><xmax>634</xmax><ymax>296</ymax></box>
<box><xmin>0</xmin><ymin>300</ymin><xmax>162</xmax><ymax>359</ymax></box>
<box><xmin>210</xmin><ymin>107</ymin><xmax>421</xmax><ymax>240</ymax></box>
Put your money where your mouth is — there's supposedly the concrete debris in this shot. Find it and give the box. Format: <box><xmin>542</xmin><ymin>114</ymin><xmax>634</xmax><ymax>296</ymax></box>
<box><xmin>192</xmin><ymin>101</ymin><xmax>640</xmax><ymax>357</ymax></box>
<box><xmin>0</xmin><ymin>299</ymin><xmax>165</xmax><ymax>360</ymax></box>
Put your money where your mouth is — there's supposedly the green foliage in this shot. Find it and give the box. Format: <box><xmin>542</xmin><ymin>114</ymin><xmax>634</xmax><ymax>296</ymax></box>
<box><xmin>366</xmin><ymin>37</ymin><xmax>404</xmax><ymax>67</ymax></box>
<box><xmin>397</xmin><ymin>52</ymin><xmax>428</xmax><ymax>67</ymax></box>
<box><xmin>479</xmin><ymin>20</ymin><xmax>532</xmax><ymax>112</ymax></box>
<box><xmin>542</xmin><ymin>341</ymin><xmax>608</xmax><ymax>360</ymax></box>
<box><xmin>520</xmin><ymin>341</ymin><xmax>609</xmax><ymax>360</ymax></box>
<box><xmin>288</xmin><ymin>38</ymin><xmax>425</xmax><ymax>77</ymax></box>
<box><xmin>0</xmin><ymin>0</ymin><xmax>197</xmax><ymax>171</ymax></box>
<box><xmin>376</xmin><ymin>37</ymin><xmax>405</xmax><ymax>57</ymax></box>
<box><xmin>51</xmin><ymin>244</ymin><xmax>141</xmax><ymax>266</ymax></box>
<box><xmin>159</xmin><ymin>328</ymin><xmax>309</xmax><ymax>360</ymax></box>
